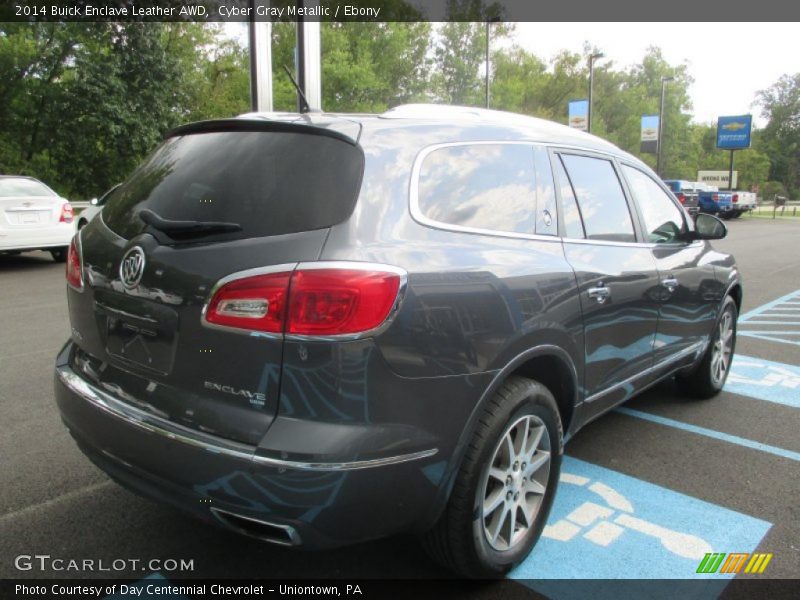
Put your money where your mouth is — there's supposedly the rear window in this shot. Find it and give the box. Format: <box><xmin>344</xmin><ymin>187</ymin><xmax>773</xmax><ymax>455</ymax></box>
<box><xmin>0</xmin><ymin>178</ymin><xmax>54</xmax><ymax>197</ymax></box>
<box><xmin>102</xmin><ymin>130</ymin><xmax>364</xmax><ymax>242</ymax></box>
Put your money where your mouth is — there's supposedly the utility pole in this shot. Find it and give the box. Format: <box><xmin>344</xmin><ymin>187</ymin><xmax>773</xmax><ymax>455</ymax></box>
<box><xmin>587</xmin><ymin>52</ymin><xmax>604</xmax><ymax>133</ymax></box>
<box><xmin>657</xmin><ymin>76</ymin><xmax>674</xmax><ymax>176</ymax></box>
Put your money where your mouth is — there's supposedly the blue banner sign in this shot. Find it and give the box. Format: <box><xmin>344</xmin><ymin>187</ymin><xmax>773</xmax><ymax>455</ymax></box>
<box><xmin>568</xmin><ymin>99</ymin><xmax>589</xmax><ymax>131</ymax></box>
<box><xmin>717</xmin><ymin>115</ymin><xmax>752</xmax><ymax>149</ymax></box>
<box><xmin>640</xmin><ymin>114</ymin><xmax>659</xmax><ymax>154</ymax></box>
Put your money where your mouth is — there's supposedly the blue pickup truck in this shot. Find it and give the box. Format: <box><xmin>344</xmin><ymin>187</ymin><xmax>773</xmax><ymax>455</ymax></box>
<box><xmin>664</xmin><ymin>180</ymin><xmax>733</xmax><ymax>216</ymax></box>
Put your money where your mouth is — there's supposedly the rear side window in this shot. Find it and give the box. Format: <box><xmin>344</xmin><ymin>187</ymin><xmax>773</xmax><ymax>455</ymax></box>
<box><xmin>102</xmin><ymin>130</ymin><xmax>364</xmax><ymax>242</ymax></box>
<box><xmin>559</xmin><ymin>154</ymin><xmax>636</xmax><ymax>243</ymax></box>
<box><xmin>416</xmin><ymin>144</ymin><xmax>537</xmax><ymax>235</ymax></box>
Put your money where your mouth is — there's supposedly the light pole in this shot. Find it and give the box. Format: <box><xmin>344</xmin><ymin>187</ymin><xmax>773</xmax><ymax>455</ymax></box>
<box><xmin>587</xmin><ymin>52</ymin><xmax>604</xmax><ymax>133</ymax></box>
<box><xmin>485</xmin><ymin>18</ymin><xmax>500</xmax><ymax>109</ymax></box>
<box><xmin>657</xmin><ymin>76</ymin><xmax>674</xmax><ymax>177</ymax></box>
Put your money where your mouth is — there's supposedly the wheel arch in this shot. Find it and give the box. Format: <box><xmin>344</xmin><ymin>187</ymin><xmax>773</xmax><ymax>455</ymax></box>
<box><xmin>417</xmin><ymin>344</ymin><xmax>580</xmax><ymax>531</ymax></box>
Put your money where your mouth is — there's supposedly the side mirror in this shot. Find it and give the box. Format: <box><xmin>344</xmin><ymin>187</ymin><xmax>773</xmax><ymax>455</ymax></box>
<box><xmin>90</xmin><ymin>197</ymin><xmax>99</xmax><ymax>206</ymax></box>
<box><xmin>692</xmin><ymin>213</ymin><xmax>727</xmax><ymax>240</ymax></box>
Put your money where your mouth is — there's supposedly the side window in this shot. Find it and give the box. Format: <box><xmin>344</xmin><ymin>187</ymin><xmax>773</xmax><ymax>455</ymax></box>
<box><xmin>533</xmin><ymin>146</ymin><xmax>558</xmax><ymax>236</ymax></box>
<box><xmin>560</xmin><ymin>154</ymin><xmax>636</xmax><ymax>243</ymax></box>
<box><xmin>622</xmin><ymin>165</ymin><xmax>686</xmax><ymax>244</ymax></box>
<box><xmin>417</xmin><ymin>144</ymin><xmax>537</xmax><ymax>235</ymax></box>
<box><xmin>552</xmin><ymin>155</ymin><xmax>585</xmax><ymax>239</ymax></box>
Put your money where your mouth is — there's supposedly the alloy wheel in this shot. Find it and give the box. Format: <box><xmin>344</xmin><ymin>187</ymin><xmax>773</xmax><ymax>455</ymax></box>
<box><xmin>710</xmin><ymin>308</ymin><xmax>735</xmax><ymax>387</ymax></box>
<box><xmin>481</xmin><ymin>414</ymin><xmax>551</xmax><ymax>552</ymax></box>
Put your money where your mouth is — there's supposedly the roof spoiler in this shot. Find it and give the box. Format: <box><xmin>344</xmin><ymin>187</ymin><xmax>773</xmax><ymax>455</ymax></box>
<box><xmin>165</xmin><ymin>118</ymin><xmax>360</xmax><ymax>146</ymax></box>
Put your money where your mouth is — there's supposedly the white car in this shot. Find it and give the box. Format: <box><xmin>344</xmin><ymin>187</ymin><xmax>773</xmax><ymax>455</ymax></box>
<box><xmin>75</xmin><ymin>183</ymin><xmax>120</xmax><ymax>230</ymax></box>
<box><xmin>0</xmin><ymin>176</ymin><xmax>75</xmax><ymax>262</ymax></box>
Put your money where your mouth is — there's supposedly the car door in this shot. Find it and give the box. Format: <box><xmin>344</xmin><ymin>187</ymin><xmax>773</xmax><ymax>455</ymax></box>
<box><xmin>619</xmin><ymin>164</ymin><xmax>718</xmax><ymax>366</ymax></box>
<box><xmin>552</xmin><ymin>151</ymin><xmax>661</xmax><ymax>414</ymax></box>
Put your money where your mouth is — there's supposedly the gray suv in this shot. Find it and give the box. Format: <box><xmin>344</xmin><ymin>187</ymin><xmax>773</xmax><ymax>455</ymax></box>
<box><xmin>54</xmin><ymin>104</ymin><xmax>740</xmax><ymax>577</ymax></box>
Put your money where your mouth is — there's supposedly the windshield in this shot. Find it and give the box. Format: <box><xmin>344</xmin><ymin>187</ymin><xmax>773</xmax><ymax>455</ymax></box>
<box><xmin>102</xmin><ymin>129</ymin><xmax>364</xmax><ymax>242</ymax></box>
<box><xmin>0</xmin><ymin>178</ymin><xmax>55</xmax><ymax>198</ymax></box>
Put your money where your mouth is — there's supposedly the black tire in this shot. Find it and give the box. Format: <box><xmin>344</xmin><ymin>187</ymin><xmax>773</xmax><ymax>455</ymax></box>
<box><xmin>677</xmin><ymin>295</ymin><xmax>738</xmax><ymax>399</ymax></box>
<box><xmin>50</xmin><ymin>247</ymin><xmax>68</xmax><ymax>263</ymax></box>
<box><xmin>731</xmin><ymin>211</ymin><xmax>742</xmax><ymax>219</ymax></box>
<box><xmin>423</xmin><ymin>376</ymin><xmax>563</xmax><ymax>578</ymax></box>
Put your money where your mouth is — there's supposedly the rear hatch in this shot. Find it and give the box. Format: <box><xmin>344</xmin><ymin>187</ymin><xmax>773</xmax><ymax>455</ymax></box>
<box><xmin>67</xmin><ymin>120</ymin><xmax>364</xmax><ymax>445</ymax></box>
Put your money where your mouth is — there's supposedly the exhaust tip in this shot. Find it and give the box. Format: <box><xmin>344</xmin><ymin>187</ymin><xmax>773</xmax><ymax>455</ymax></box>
<box><xmin>211</xmin><ymin>507</ymin><xmax>301</xmax><ymax>547</ymax></box>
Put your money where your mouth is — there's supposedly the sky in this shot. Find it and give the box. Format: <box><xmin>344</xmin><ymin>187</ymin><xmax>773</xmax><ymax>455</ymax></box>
<box><xmin>225</xmin><ymin>21</ymin><xmax>798</xmax><ymax>126</ymax></box>
<box><xmin>509</xmin><ymin>23</ymin><xmax>798</xmax><ymax>127</ymax></box>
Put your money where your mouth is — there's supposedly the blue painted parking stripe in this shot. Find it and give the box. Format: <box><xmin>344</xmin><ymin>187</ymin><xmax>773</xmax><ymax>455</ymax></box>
<box><xmin>725</xmin><ymin>354</ymin><xmax>800</xmax><ymax>408</ymax></box>
<box><xmin>739</xmin><ymin>289</ymin><xmax>800</xmax><ymax>321</ymax></box>
<box><xmin>616</xmin><ymin>408</ymin><xmax>800</xmax><ymax>462</ymax></box>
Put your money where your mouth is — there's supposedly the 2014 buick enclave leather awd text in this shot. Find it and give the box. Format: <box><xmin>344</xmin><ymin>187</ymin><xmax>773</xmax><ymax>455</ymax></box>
<box><xmin>54</xmin><ymin>105</ymin><xmax>740</xmax><ymax>577</ymax></box>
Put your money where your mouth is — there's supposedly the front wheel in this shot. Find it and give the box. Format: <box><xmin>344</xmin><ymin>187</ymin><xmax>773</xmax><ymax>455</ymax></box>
<box><xmin>423</xmin><ymin>376</ymin><xmax>562</xmax><ymax>578</ymax></box>
<box><xmin>677</xmin><ymin>295</ymin><xmax>738</xmax><ymax>399</ymax></box>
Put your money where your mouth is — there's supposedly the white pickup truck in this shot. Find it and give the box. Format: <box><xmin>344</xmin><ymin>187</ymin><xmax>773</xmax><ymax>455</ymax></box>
<box><xmin>723</xmin><ymin>190</ymin><xmax>757</xmax><ymax>219</ymax></box>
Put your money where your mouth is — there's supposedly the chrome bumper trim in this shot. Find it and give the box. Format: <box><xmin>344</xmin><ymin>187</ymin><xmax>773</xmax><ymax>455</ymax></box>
<box><xmin>56</xmin><ymin>366</ymin><xmax>437</xmax><ymax>471</ymax></box>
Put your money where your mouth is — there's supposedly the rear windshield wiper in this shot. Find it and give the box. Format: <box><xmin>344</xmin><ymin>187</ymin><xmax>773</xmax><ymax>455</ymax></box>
<box><xmin>138</xmin><ymin>208</ymin><xmax>242</xmax><ymax>238</ymax></box>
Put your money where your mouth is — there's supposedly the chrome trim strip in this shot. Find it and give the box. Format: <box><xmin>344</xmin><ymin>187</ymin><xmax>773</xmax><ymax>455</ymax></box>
<box><xmin>210</xmin><ymin>508</ymin><xmax>301</xmax><ymax>546</ymax></box>
<box><xmin>57</xmin><ymin>366</ymin><xmax>436</xmax><ymax>471</ymax></box>
<box><xmin>584</xmin><ymin>341</ymin><xmax>705</xmax><ymax>404</ymax></box>
<box><xmin>251</xmin><ymin>447</ymin><xmax>438</xmax><ymax>471</ymax></box>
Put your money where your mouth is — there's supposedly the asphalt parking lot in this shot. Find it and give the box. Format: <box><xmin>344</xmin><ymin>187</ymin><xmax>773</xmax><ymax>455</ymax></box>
<box><xmin>1</xmin><ymin>217</ymin><xmax>798</xmax><ymax>592</ymax></box>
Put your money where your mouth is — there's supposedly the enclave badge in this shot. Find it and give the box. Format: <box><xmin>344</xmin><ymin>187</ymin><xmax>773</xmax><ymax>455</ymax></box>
<box><xmin>119</xmin><ymin>246</ymin><xmax>146</xmax><ymax>289</ymax></box>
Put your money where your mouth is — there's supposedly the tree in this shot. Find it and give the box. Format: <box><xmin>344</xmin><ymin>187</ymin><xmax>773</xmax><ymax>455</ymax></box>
<box><xmin>757</xmin><ymin>73</ymin><xmax>800</xmax><ymax>195</ymax></box>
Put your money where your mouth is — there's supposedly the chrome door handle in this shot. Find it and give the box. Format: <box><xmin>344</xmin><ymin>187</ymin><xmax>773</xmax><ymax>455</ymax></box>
<box><xmin>662</xmin><ymin>277</ymin><xmax>679</xmax><ymax>293</ymax></box>
<box><xmin>587</xmin><ymin>284</ymin><xmax>611</xmax><ymax>304</ymax></box>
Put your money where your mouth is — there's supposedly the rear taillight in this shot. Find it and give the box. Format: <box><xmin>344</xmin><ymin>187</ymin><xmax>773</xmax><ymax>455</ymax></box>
<box><xmin>66</xmin><ymin>237</ymin><xmax>83</xmax><ymax>291</ymax></box>
<box><xmin>205</xmin><ymin>271</ymin><xmax>291</xmax><ymax>334</ymax></box>
<box><xmin>732</xmin><ymin>194</ymin><xmax>739</xmax><ymax>203</ymax></box>
<box><xmin>677</xmin><ymin>193</ymin><xmax>686</xmax><ymax>204</ymax></box>
<box><xmin>60</xmin><ymin>203</ymin><xmax>74</xmax><ymax>223</ymax></box>
<box><xmin>204</xmin><ymin>264</ymin><xmax>404</xmax><ymax>337</ymax></box>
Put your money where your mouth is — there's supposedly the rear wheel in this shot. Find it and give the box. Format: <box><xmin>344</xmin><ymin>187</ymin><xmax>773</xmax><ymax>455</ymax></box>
<box><xmin>423</xmin><ymin>376</ymin><xmax>562</xmax><ymax>578</ymax></box>
<box><xmin>677</xmin><ymin>295</ymin><xmax>738</xmax><ymax>399</ymax></box>
<box><xmin>50</xmin><ymin>247</ymin><xmax>68</xmax><ymax>262</ymax></box>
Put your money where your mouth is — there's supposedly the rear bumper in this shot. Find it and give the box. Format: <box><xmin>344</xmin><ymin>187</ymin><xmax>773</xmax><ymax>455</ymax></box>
<box><xmin>54</xmin><ymin>342</ymin><xmax>449</xmax><ymax>549</ymax></box>
<box><xmin>0</xmin><ymin>223</ymin><xmax>73</xmax><ymax>251</ymax></box>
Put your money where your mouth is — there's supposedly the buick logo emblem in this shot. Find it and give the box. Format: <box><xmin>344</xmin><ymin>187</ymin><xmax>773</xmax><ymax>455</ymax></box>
<box><xmin>119</xmin><ymin>246</ymin><xmax>146</xmax><ymax>289</ymax></box>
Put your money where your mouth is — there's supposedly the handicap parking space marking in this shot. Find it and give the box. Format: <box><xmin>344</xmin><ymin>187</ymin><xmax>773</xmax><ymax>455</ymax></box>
<box><xmin>738</xmin><ymin>289</ymin><xmax>800</xmax><ymax>347</ymax></box>
<box><xmin>725</xmin><ymin>354</ymin><xmax>800</xmax><ymax>408</ymax></box>
<box><xmin>510</xmin><ymin>457</ymin><xmax>771</xmax><ymax>583</ymax></box>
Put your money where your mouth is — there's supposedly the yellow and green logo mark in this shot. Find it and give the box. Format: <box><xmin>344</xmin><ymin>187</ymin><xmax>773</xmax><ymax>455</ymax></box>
<box><xmin>696</xmin><ymin>552</ymin><xmax>773</xmax><ymax>574</ymax></box>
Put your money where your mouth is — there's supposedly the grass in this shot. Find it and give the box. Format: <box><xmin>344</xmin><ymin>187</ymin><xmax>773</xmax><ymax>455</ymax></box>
<box><xmin>742</xmin><ymin>207</ymin><xmax>800</xmax><ymax>219</ymax></box>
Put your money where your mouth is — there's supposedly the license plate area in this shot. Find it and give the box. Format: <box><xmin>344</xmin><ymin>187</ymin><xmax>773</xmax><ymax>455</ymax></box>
<box><xmin>95</xmin><ymin>292</ymin><xmax>179</xmax><ymax>376</ymax></box>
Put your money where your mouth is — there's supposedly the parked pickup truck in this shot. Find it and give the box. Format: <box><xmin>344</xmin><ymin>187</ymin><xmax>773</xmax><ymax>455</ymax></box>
<box><xmin>722</xmin><ymin>190</ymin><xmax>757</xmax><ymax>219</ymax></box>
<box><xmin>694</xmin><ymin>183</ymin><xmax>734</xmax><ymax>216</ymax></box>
<box><xmin>662</xmin><ymin>179</ymin><xmax>701</xmax><ymax>217</ymax></box>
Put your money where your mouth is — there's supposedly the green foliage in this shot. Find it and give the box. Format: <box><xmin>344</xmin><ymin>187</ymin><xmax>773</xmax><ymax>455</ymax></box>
<box><xmin>756</xmin><ymin>73</ymin><xmax>800</xmax><ymax>195</ymax></box>
<box><xmin>1</xmin><ymin>22</ymin><xmax>796</xmax><ymax>201</ymax></box>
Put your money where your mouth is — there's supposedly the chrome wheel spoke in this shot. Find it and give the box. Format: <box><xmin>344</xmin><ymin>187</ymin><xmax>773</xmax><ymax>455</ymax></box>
<box><xmin>483</xmin><ymin>487</ymin><xmax>506</xmax><ymax>517</ymax></box>
<box><xmin>525</xmin><ymin>450</ymin><xmax>550</xmax><ymax>477</ymax></box>
<box><xmin>488</xmin><ymin>466</ymin><xmax>506</xmax><ymax>483</ymax></box>
<box><xmin>482</xmin><ymin>414</ymin><xmax>551</xmax><ymax>552</ymax></box>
